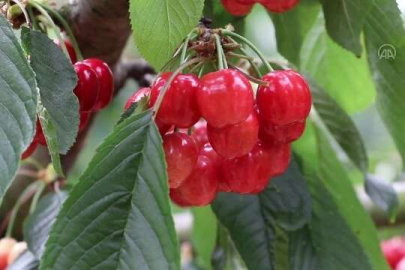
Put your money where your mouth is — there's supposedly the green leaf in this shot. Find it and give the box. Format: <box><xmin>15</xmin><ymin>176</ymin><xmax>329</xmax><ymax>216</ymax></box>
<box><xmin>38</xmin><ymin>108</ymin><xmax>64</xmax><ymax>177</ymax></box>
<box><xmin>313</xmin><ymin>127</ymin><xmax>389</xmax><ymax>270</ymax></box>
<box><xmin>212</xmin><ymin>160</ymin><xmax>311</xmax><ymax>269</ymax></box>
<box><xmin>0</xmin><ymin>15</ymin><xmax>37</xmax><ymax>196</ymax></box>
<box><xmin>24</xmin><ymin>191</ymin><xmax>68</xmax><ymax>259</ymax></box>
<box><xmin>130</xmin><ymin>0</ymin><xmax>204</xmax><ymax>70</ymax></box>
<box><xmin>318</xmin><ymin>0</ymin><xmax>373</xmax><ymax>56</ymax></box>
<box><xmin>21</xmin><ymin>28</ymin><xmax>79</xmax><ymax>154</ymax></box>
<box><xmin>40</xmin><ymin>110</ymin><xmax>180</xmax><ymax>270</ymax></box>
<box><xmin>365</xmin><ymin>174</ymin><xmax>398</xmax><ymax>219</ymax></box>
<box><xmin>309</xmin><ymin>78</ymin><xmax>369</xmax><ymax>172</ymax></box>
<box><xmin>270</xmin><ymin>0</ymin><xmax>320</xmax><ymax>65</ymax></box>
<box><xmin>7</xmin><ymin>251</ymin><xmax>39</xmax><ymax>270</ymax></box>
<box><xmin>363</xmin><ymin>0</ymin><xmax>405</xmax><ymax>167</ymax></box>
<box><xmin>301</xmin><ymin>15</ymin><xmax>376</xmax><ymax>113</ymax></box>
<box><xmin>289</xmin><ymin>226</ymin><xmax>318</xmax><ymax>270</ymax></box>
<box><xmin>191</xmin><ymin>206</ymin><xmax>217</xmax><ymax>270</ymax></box>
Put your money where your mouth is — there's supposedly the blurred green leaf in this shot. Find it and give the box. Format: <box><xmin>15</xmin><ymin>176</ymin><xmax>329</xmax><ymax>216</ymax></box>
<box><xmin>0</xmin><ymin>16</ymin><xmax>37</xmax><ymax>197</ymax></box>
<box><xmin>192</xmin><ymin>206</ymin><xmax>217</xmax><ymax>270</ymax></box>
<box><xmin>289</xmin><ymin>226</ymin><xmax>318</xmax><ymax>270</ymax></box>
<box><xmin>40</xmin><ymin>110</ymin><xmax>180</xmax><ymax>270</ymax></box>
<box><xmin>130</xmin><ymin>0</ymin><xmax>204</xmax><ymax>70</ymax></box>
<box><xmin>319</xmin><ymin>0</ymin><xmax>373</xmax><ymax>56</ymax></box>
<box><xmin>364</xmin><ymin>0</ymin><xmax>405</xmax><ymax>167</ymax></box>
<box><xmin>21</xmin><ymin>28</ymin><xmax>79</xmax><ymax>154</ymax></box>
<box><xmin>301</xmin><ymin>15</ymin><xmax>376</xmax><ymax>113</ymax></box>
<box><xmin>365</xmin><ymin>174</ymin><xmax>398</xmax><ymax>219</ymax></box>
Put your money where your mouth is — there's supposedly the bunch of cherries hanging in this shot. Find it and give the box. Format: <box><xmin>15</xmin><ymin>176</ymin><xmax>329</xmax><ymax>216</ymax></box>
<box><xmin>125</xmin><ymin>27</ymin><xmax>312</xmax><ymax>207</ymax></box>
<box><xmin>22</xmin><ymin>39</ymin><xmax>114</xmax><ymax>159</ymax></box>
<box><xmin>221</xmin><ymin>0</ymin><xmax>300</xmax><ymax>16</ymax></box>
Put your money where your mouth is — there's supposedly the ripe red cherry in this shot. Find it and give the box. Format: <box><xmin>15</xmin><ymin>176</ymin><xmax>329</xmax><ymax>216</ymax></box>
<box><xmin>79</xmin><ymin>112</ymin><xmax>91</xmax><ymax>132</ymax></box>
<box><xmin>21</xmin><ymin>140</ymin><xmax>39</xmax><ymax>160</ymax></box>
<box><xmin>174</xmin><ymin>155</ymin><xmax>219</xmax><ymax>206</ymax></box>
<box><xmin>191</xmin><ymin>120</ymin><xmax>208</xmax><ymax>150</ymax></box>
<box><xmin>381</xmin><ymin>237</ymin><xmax>405</xmax><ymax>269</ymax></box>
<box><xmin>170</xmin><ymin>189</ymin><xmax>192</xmax><ymax>207</ymax></box>
<box><xmin>221</xmin><ymin>0</ymin><xmax>253</xmax><ymax>16</ymax></box>
<box><xmin>261</xmin><ymin>0</ymin><xmax>300</xmax><ymax>13</ymax></box>
<box><xmin>125</xmin><ymin>87</ymin><xmax>151</xmax><ymax>109</ymax></box>
<box><xmin>0</xmin><ymin>238</ymin><xmax>16</xmax><ymax>270</ymax></box>
<box><xmin>54</xmin><ymin>39</ymin><xmax>77</xmax><ymax>63</ymax></box>
<box><xmin>83</xmin><ymin>59</ymin><xmax>114</xmax><ymax>110</ymax></box>
<box><xmin>73</xmin><ymin>62</ymin><xmax>100</xmax><ymax>112</ymax></box>
<box><xmin>34</xmin><ymin>119</ymin><xmax>46</xmax><ymax>146</ymax></box>
<box><xmin>208</xmin><ymin>110</ymin><xmax>259</xmax><ymax>158</ymax></box>
<box><xmin>222</xmin><ymin>142</ymin><xmax>274</xmax><ymax>194</ymax></box>
<box><xmin>260</xmin><ymin>120</ymin><xmax>306</xmax><ymax>144</ymax></box>
<box><xmin>149</xmin><ymin>73</ymin><xmax>201</xmax><ymax>128</ymax></box>
<box><xmin>257</xmin><ymin>70</ymin><xmax>311</xmax><ymax>125</ymax></box>
<box><xmin>200</xmin><ymin>143</ymin><xmax>228</xmax><ymax>192</ymax></box>
<box><xmin>198</xmin><ymin>69</ymin><xmax>254</xmax><ymax>128</ymax></box>
<box><xmin>163</xmin><ymin>133</ymin><xmax>199</xmax><ymax>188</ymax></box>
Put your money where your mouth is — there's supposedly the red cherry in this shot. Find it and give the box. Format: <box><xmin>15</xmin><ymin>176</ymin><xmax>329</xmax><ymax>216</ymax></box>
<box><xmin>125</xmin><ymin>87</ymin><xmax>151</xmax><ymax>109</ymax></box>
<box><xmin>79</xmin><ymin>112</ymin><xmax>91</xmax><ymax>132</ymax></box>
<box><xmin>0</xmin><ymin>238</ymin><xmax>16</xmax><ymax>270</ymax></box>
<box><xmin>73</xmin><ymin>62</ymin><xmax>100</xmax><ymax>112</ymax></box>
<box><xmin>21</xmin><ymin>140</ymin><xmax>39</xmax><ymax>160</ymax></box>
<box><xmin>261</xmin><ymin>0</ymin><xmax>300</xmax><ymax>13</ymax></box>
<box><xmin>170</xmin><ymin>189</ymin><xmax>192</xmax><ymax>207</ymax></box>
<box><xmin>257</xmin><ymin>70</ymin><xmax>311</xmax><ymax>126</ymax></box>
<box><xmin>381</xmin><ymin>237</ymin><xmax>405</xmax><ymax>269</ymax></box>
<box><xmin>149</xmin><ymin>73</ymin><xmax>201</xmax><ymax>128</ymax></box>
<box><xmin>191</xmin><ymin>120</ymin><xmax>208</xmax><ymax>150</ymax></box>
<box><xmin>200</xmin><ymin>143</ymin><xmax>229</xmax><ymax>192</ymax></box>
<box><xmin>163</xmin><ymin>133</ymin><xmax>199</xmax><ymax>188</ymax></box>
<box><xmin>260</xmin><ymin>120</ymin><xmax>306</xmax><ymax>144</ymax></box>
<box><xmin>221</xmin><ymin>0</ymin><xmax>253</xmax><ymax>16</ymax></box>
<box><xmin>35</xmin><ymin>119</ymin><xmax>46</xmax><ymax>146</ymax></box>
<box><xmin>175</xmin><ymin>155</ymin><xmax>219</xmax><ymax>206</ymax></box>
<box><xmin>222</xmin><ymin>142</ymin><xmax>273</xmax><ymax>194</ymax></box>
<box><xmin>83</xmin><ymin>59</ymin><xmax>114</xmax><ymax>110</ymax></box>
<box><xmin>208</xmin><ymin>110</ymin><xmax>259</xmax><ymax>158</ymax></box>
<box><xmin>54</xmin><ymin>39</ymin><xmax>77</xmax><ymax>63</ymax></box>
<box><xmin>197</xmin><ymin>69</ymin><xmax>254</xmax><ymax>128</ymax></box>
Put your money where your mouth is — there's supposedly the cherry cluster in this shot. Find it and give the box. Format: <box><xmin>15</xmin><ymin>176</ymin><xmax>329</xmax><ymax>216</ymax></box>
<box><xmin>382</xmin><ymin>237</ymin><xmax>405</xmax><ymax>270</ymax></box>
<box><xmin>221</xmin><ymin>0</ymin><xmax>300</xmax><ymax>16</ymax></box>
<box><xmin>21</xmin><ymin>39</ymin><xmax>114</xmax><ymax>160</ymax></box>
<box><xmin>125</xmin><ymin>68</ymin><xmax>311</xmax><ymax>207</ymax></box>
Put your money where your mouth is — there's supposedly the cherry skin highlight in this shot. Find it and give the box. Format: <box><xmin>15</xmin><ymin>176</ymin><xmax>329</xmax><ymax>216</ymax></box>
<box><xmin>197</xmin><ymin>69</ymin><xmax>254</xmax><ymax>128</ymax></box>
<box><xmin>163</xmin><ymin>133</ymin><xmax>199</xmax><ymax>188</ymax></box>
<box><xmin>174</xmin><ymin>155</ymin><xmax>219</xmax><ymax>206</ymax></box>
<box><xmin>73</xmin><ymin>62</ymin><xmax>100</xmax><ymax>112</ymax></box>
<box><xmin>257</xmin><ymin>70</ymin><xmax>311</xmax><ymax>125</ymax></box>
<box><xmin>83</xmin><ymin>59</ymin><xmax>114</xmax><ymax>110</ymax></box>
<box><xmin>150</xmin><ymin>73</ymin><xmax>201</xmax><ymax>128</ymax></box>
<box><xmin>208</xmin><ymin>109</ymin><xmax>259</xmax><ymax>158</ymax></box>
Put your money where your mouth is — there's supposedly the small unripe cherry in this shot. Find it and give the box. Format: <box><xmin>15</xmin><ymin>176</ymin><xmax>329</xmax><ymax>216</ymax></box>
<box><xmin>197</xmin><ymin>69</ymin><xmax>254</xmax><ymax>128</ymax></box>
<box><xmin>83</xmin><ymin>59</ymin><xmax>114</xmax><ymax>110</ymax></box>
<box><xmin>208</xmin><ymin>110</ymin><xmax>259</xmax><ymax>158</ymax></box>
<box><xmin>73</xmin><ymin>62</ymin><xmax>100</xmax><ymax>112</ymax></box>
<box><xmin>257</xmin><ymin>70</ymin><xmax>311</xmax><ymax>125</ymax></box>
<box><xmin>174</xmin><ymin>155</ymin><xmax>219</xmax><ymax>206</ymax></box>
<box><xmin>163</xmin><ymin>133</ymin><xmax>199</xmax><ymax>188</ymax></box>
<box><xmin>150</xmin><ymin>73</ymin><xmax>201</xmax><ymax>128</ymax></box>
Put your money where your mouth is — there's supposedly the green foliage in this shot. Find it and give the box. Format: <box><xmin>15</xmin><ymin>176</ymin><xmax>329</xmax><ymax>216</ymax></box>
<box><xmin>129</xmin><ymin>0</ymin><xmax>204</xmax><ymax>70</ymax></box>
<box><xmin>363</xmin><ymin>0</ymin><xmax>405</xmax><ymax>167</ymax></box>
<box><xmin>0</xmin><ymin>15</ymin><xmax>37</xmax><ymax>197</ymax></box>
<box><xmin>21</xmin><ymin>28</ymin><xmax>79</xmax><ymax>154</ymax></box>
<box><xmin>319</xmin><ymin>0</ymin><xmax>373</xmax><ymax>56</ymax></box>
<box><xmin>365</xmin><ymin>174</ymin><xmax>398</xmax><ymax>219</ymax></box>
<box><xmin>40</xmin><ymin>110</ymin><xmax>180</xmax><ymax>270</ymax></box>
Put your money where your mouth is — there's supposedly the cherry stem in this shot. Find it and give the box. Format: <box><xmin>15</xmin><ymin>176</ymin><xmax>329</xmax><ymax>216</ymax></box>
<box><xmin>11</xmin><ymin>0</ymin><xmax>32</xmax><ymax>28</ymax></box>
<box><xmin>227</xmin><ymin>62</ymin><xmax>269</xmax><ymax>86</ymax></box>
<box><xmin>189</xmin><ymin>61</ymin><xmax>206</xmax><ymax>74</ymax></box>
<box><xmin>27</xmin><ymin>5</ymin><xmax>39</xmax><ymax>30</ymax></box>
<box><xmin>221</xmin><ymin>30</ymin><xmax>274</xmax><ymax>73</ymax></box>
<box><xmin>180</xmin><ymin>29</ymin><xmax>198</xmax><ymax>65</ymax></box>
<box><xmin>239</xmin><ymin>47</ymin><xmax>262</xmax><ymax>78</ymax></box>
<box><xmin>228</xmin><ymin>52</ymin><xmax>253</xmax><ymax>60</ymax></box>
<box><xmin>39</xmin><ymin>3</ymin><xmax>84</xmax><ymax>61</ymax></box>
<box><xmin>198</xmin><ymin>64</ymin><xmax>206</xmax><ymax>77</ymax></box>
<box><xmin>214</xmin><ymin>34</ymin><xmax>225</xmax><ymax>70</ymax></box>
<box><xmin>29</xmin><ymin>181</ymin><xmax>47</xmax><ymax>214</ymax></box>
<box><xmin>153</xmin><ymin>57</ymin><xmax>211</xmax><ymax>119</ymax></box>
<box><xmin>5</xmin><ymin>181</ymin><xmax>40</xmax><ymax>237</ymax></box>
<box><xmin>29</xmin><ymin>1</ymin><xmax>70</xmax><ymax>60</ymax></box>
